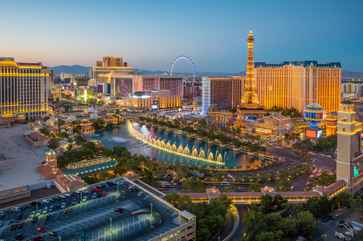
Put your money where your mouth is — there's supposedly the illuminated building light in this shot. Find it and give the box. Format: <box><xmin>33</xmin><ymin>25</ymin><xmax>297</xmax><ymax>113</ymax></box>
<box><xmin>0</xmin><ymin>57</ymin><xmax>50</xmax><ymax>120</ymax></box>
<box><xmin>241</xmin><ymin>30</ymin><xmax>260</xmax><ymax>107</ymax></box>
<box><xmin>255</xmin><ymin>61</ymin><xmax>341</xmax><ymax>113</ymax></box>
<box><xmin>336</xmin><ymin>103</ymin><xmax>363</xmax><ymax>188</ymax></box>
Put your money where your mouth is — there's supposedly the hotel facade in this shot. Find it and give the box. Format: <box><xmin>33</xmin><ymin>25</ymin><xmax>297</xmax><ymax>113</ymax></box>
<box><xmin>201</xmin><ymin>76</ymin><xmax>243</xmax><ymax>112</ymax></box>
<box><xmin>90</xmin><ymin>56</ymin><xmax>135</xmax><ymax>96</ymax></box>
<box><xmin>91</xmin><ymin>56</ymin><xmax>184</xmax><ymax>99</ymax></box>
<box><xmin>255</xmin><ymin>61</ymin><xmax>341</xmax><ymax>113</ymax></box>
<box><xmin>0</xmin><ymin>57</ymin><xmax>50</xmax><ymax>120</ymax></box>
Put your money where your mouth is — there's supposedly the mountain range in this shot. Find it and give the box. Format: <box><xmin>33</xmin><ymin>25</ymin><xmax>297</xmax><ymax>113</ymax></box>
<box><xmin>50</xmin><ymin>65</ymin><xmax>363</xmax><ymax>79</ymax></box>
<box><xmin>50</xmin><ymin>65</ymin><xmax>90</xmax><ymax>75</ymax></box>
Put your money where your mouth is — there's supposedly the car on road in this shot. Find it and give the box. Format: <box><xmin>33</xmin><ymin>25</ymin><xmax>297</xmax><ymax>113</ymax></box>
<box><xmin>344</xmin><ymin>230</ymin><xmax>354</xmax><ymax>238</ymax></box>
<box><xmin>334</xmin><ymin>231</ymin><xmax>345</xmax><ymax>240</ymax></box>
<box><xmin>338</xmin><ymin>221</ymin><xmax>353</xmax><ymax>232</ymax></box>
<box><xmin>36</xmin><ymin>226</ymin><xmax>47</xmax><ymax>233</ymax></box>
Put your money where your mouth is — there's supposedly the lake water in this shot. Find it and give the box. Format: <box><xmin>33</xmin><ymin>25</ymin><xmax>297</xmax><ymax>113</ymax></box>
<box><xmin>92</xmin><ymin>122</ymin><xmax>241</xmax><ymax>169</ymax></box>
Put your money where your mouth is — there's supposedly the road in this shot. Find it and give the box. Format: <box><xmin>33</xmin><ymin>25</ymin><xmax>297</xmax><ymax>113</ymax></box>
<box><xmin>211</xmin><ymin>205</ymin><xmax>245</xmax><ymax>241</ymax></box>
<box><xmin>309</xmin><ymin>152</ymin><xmax>336</xmax><ymax>172</ymax></box>
<box><xmin>230</xmin><ymin>206</ymin><xmax>246</xmax><ymax>241</ymax></box>
<box><xmin>316</xmin><ymin>219</ymin><xmax>341</xmax><ymax>241</ymax></box>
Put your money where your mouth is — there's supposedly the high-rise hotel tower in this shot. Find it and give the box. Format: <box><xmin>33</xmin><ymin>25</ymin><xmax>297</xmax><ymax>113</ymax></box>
<box><xmin>0</xmin><ymin>57</ymin><xmax>50</xmax><ymax>120</ymax></box>
<box><xmin>255</xmin><ymin>61</ymin><xmax>341</xmax><ymax>113</ymax></box>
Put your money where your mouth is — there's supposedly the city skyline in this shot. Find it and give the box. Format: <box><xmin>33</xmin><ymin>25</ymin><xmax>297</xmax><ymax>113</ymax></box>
<box><xmin>1</xmin><ymin>2</ymin><xmax>363</xmax><ymax>240</ymax></box>
<box><xmin>0</xmin><ymin>0</ymin><xmax>362</xmax><ymax>72</ymax></box>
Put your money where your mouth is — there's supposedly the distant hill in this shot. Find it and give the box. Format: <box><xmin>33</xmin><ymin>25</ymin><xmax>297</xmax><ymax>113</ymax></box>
<box><xmin>134</xmin><ymin>69</ymin><xmax>168</xmax><ymax>75</ymax></box>
<box><xmin>49</xmin><ymin>65</ymin><xmax>363</xmax><ymax>80</ymax></box>
<box><xmin>343</xmin><ymin>71</ymin><xmax>363</xmax><ymax>80</ymax></box>
<box><xmin>49</xmin><ymin>65</ymin><xmax>240</xmax><ymax>77</ymax></box>
<box><xmin>50</xmin><ymin>65</ymin><xmax>90</xmax><ymax>75</ymax></box>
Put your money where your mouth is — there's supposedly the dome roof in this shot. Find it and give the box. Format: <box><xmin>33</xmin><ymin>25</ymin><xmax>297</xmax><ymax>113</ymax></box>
<box><xmin>304</xmin><ymin>103</ymin><xmax>323</xmax><ymax>111</ymax></box>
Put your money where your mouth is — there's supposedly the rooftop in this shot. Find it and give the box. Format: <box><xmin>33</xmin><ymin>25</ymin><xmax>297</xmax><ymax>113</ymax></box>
<box><xmin>255</xmin><ymin>60</ymin><xmax>341</xmax><ymax>68</ymax></box>
<box><xmin>0</xmin><ymin>177</ymin><xmax>193</xmax><ymax>241</ymax></box>
<box><xmin>0</xmin><ymin>57</ymin><xmax>45</xmax><ymax>68</ymax></box>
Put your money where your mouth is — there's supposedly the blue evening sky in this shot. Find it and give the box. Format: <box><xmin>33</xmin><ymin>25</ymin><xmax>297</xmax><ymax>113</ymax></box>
<box><xmin>0</xmin><ymin>0</ymin><xmax>362</xmax><ymax>72</ymax></box>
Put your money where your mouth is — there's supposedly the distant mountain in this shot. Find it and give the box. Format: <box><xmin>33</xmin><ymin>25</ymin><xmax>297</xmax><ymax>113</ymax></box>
<box><xmin>342</xmin><ymin>71</ymin><xmax>363</xmax><ymax>80</ymax></box>
<box><xmin>50</xmin><ymin>65</ymin><xmax>363</xmax><ymax>80</ymax></box>
<box><xmin>135</xmin><ymin>69</ymin><xmax>168</xmax><ymax>75</ymax></box>
<box><xmin>50</xmin><ymin>65</ymin><xmax>90</xmax><ymax>75</ymax></box>
<box><xmin>49</xmin><ymin>65</ymin><xmax>240</xmax><ymax>77</ymax></box>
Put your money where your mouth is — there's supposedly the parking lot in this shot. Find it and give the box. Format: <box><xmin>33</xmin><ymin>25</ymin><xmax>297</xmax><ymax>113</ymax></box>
<box><xmin>0</xmin><ymin>178</ymin><xmax>181</xmax><ymax>241</ymax></box>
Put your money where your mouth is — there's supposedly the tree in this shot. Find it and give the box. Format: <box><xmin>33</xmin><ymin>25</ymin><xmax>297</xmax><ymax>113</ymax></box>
<box><xmin>112</xmin><ymin>146</ymin><xmax>131</xmax><ymax>159</ymax></box>
<box><xmin>93</xmin><ymin>118</ymin><xmax>106</xmax><ymax>130</ymax></box>
<box><xmin>305</xmin><ymin>196</ymin><xmax>332</xmax><ymax>218</ymax></box>
<box><xmin>332</xmin><ymin>191</ymin><xmax>353</xmax><ymax>209</ymax></box>
<box><xmin>256</xmin><ymin>231</ymin><xmax>283</xmax><ymax>241</ymax></box>
<box><xmin>260</xmin><ymin>195</ymin><xmax>287</xmax><ymax>213</ymax></box>
<box><xmin>165</xmin><ymin>194</ymin><xmax>230</xmax><ymax>241</ymax></box>
<box><xmin>48</xmin><ymin>138</ymin><xmax>60</xmax><ymax>149</ymax></box>
<box><xmin>39</xmin><ymin>127</ymin><xmax>50</xmax><ymax>136</ymax></box>
<box><xmin>166</xmin><ymin>193</ymin><xmax>193</xmax><ymax>210</ymax></box>
<box><xmin>295</xmin><ymin>211</ymin><xmax>315</xmax><ymax>239</ymax></box>
<box><xmin>242</xmin><ymin>196</ymin><xmax>316</xmax><ymax>241</ymax></box>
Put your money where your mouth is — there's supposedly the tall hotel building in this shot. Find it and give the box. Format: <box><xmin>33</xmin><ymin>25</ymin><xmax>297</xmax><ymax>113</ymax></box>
<box><xmin>134</xmin><ymin>75</ymin><xmax>184</xmax><ymax>97</ymax></box>
<box><xmin>91</xmin><ymin>56</ymin><xmax>184</xmax><ymax>99</ymax></box>
<box><xmin>91</xmin><ymin>56</ymin><xmax>135</xmax><ymax>97</ymax></box>
<box><xmin>255</xmin><ymin>61</ymin><xmax>341</xmax><ymax>113</ymax></box>
<box><xmin>201</xmin><ymin>76</ymin><xmax>243</xmax><ymax>112</ymax></box>
<box><xmin>0</xmin><ymin>57</ymin><xmax>50</xmax><ymax>120</ymax></box>
<box><xmin>160</xmin><ymin>76</ymin><xmax>184</xmax><ymax>97</ymax></box>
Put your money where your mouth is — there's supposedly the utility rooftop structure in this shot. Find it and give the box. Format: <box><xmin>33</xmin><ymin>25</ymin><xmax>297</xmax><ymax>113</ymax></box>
<box><xmin>0</xmin><ymin>177</ymin><xmax>195</xmax><ymax>241</ymax></box>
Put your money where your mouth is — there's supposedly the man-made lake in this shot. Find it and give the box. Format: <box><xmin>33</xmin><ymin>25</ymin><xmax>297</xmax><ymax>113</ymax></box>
<box><xmin>93</xmin><ymin>122</ymin><xmax>244</xmax><ymax>169</ymax></box>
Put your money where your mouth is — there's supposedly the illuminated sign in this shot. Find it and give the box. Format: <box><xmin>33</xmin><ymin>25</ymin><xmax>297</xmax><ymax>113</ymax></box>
<box><xmin>151</xmin><ymin>105</ymin><xmax>158</xmax><ymax>110</ymax></box>
<box><xmin>245</xmin><ymin>115</ymin><xmax>257</xmax><ymax>122</ymax></box>
<box><xmin>354</xmin><ymin>165</ymin><xmax>359</xmax><ymax>177</ymax></box>
<box><xmin>305</xmin><ymin>128</ymin><xmax>319</xmax><ymax>139</ymax></box>
<box><xmin>255</xmin><ymin>128</ymin><xmax>272</xmax><ymax>135</ymax></box>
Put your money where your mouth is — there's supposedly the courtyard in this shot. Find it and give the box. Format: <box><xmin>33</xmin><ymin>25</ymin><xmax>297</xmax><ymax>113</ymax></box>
<box><xmin>0</xmin><ymin>125</ymin><xmax>46</xmax><ymax>191</ymax></box>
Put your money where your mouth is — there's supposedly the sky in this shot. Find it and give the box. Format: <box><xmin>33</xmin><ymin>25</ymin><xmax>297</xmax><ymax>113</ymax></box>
<box><xmin>0</xmin><ymin>0</ymin><xmax>362</xmax><ymax>72</ymax></box>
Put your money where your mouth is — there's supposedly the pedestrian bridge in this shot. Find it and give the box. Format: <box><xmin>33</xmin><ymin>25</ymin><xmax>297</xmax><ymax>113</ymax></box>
<box><xmin>180</xmin><ymin>180</ymin><xmax>347</xmax><ymax>205</ymax></box>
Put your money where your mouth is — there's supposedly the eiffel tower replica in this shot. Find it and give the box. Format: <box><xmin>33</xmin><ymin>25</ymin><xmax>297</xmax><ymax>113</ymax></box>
<box><xmin>238</xmin><ymin>31</ymin><xmax>265</xmax><ymax>120</ymax></box>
